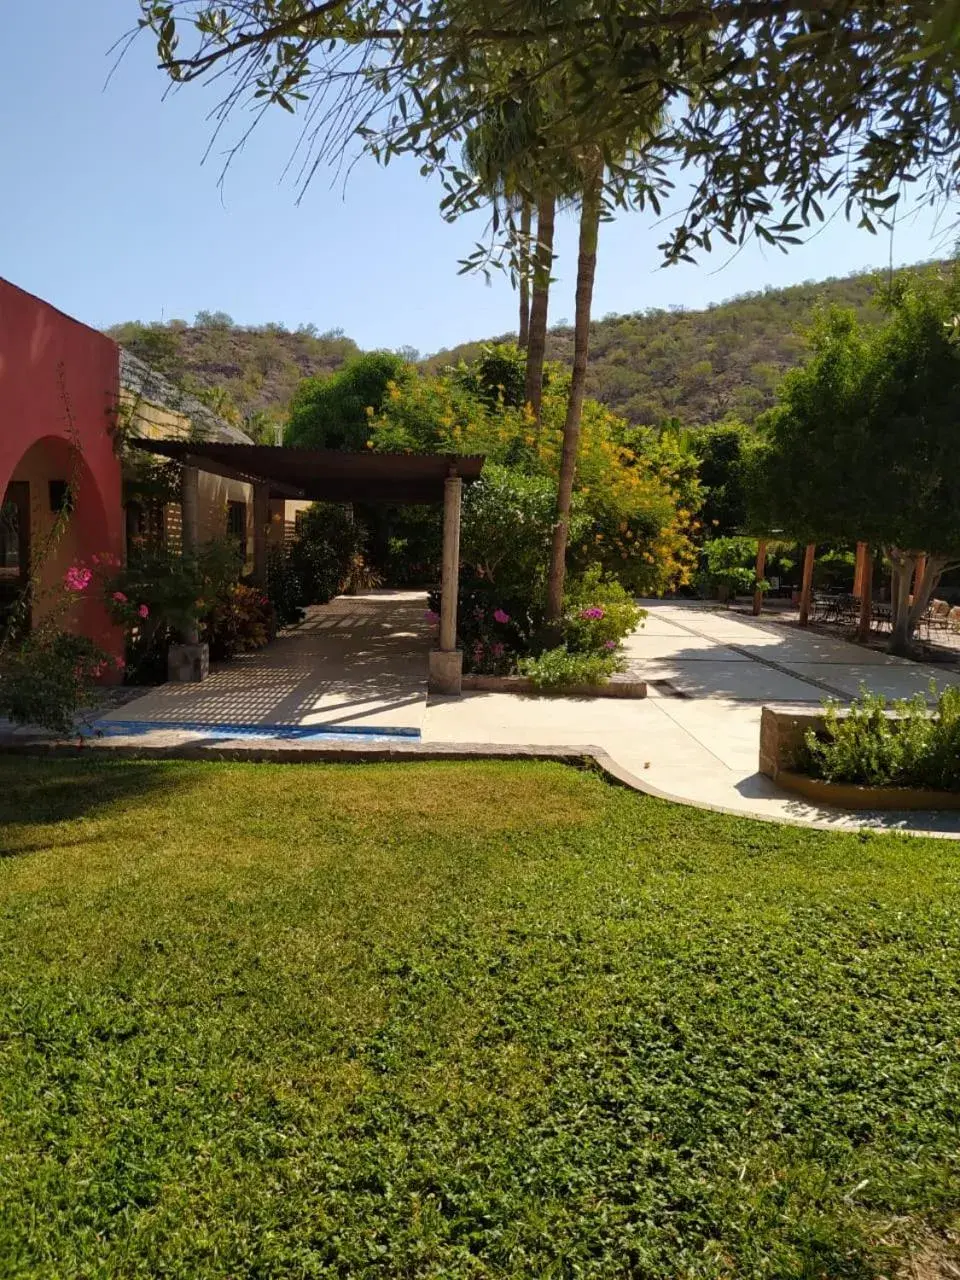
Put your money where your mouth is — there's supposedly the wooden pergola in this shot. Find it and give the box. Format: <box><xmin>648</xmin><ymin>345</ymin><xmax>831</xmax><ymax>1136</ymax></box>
<box><xmin>131</xmin><ymin>439</ymin><xmax>484</xmax><ymax>694</ymax></box>
<box><xmin>752</xmin><ymin>538</ymin><xmax>923</xmax><ymax>641</ymax></box>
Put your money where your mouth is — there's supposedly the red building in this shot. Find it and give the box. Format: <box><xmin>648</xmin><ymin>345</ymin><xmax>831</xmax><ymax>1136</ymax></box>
<box><xmin>0</xmin><ymin>279</ymin><xmax>124</xmax><ymax>664</ymax></box>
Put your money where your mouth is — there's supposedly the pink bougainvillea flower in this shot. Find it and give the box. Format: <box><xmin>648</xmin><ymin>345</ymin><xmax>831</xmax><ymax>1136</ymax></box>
<box><xmin>112</xmin><ymin>591</ymin><xmax>128</xmax><ymax>604</ymax></box>
<box><xmin>64</xmin><ymin>565</ymin><xmax>92</xmax><ymax>592</ymax></box>
<box><xmin>580</xmin><ymin>607</ymin><xmax>605</xmax><ymax>620</ymax></box>
<box><xmin>114</xmin><ymin>656</ymin><xmax>126</xmax><ymax>670</ymax></box>
<box><xmin>605</xmin><ymin>640</ymin><xmax>617</xmax><ymax>650</ymax></box>
<box><xmin>491</xmin><ymin>642</ymin><xmax>505</xmax><ymax>658</ymax></box>
<box><xmin>493</xmin><ymin>608</ymin><xmax>510</xmax><ymax>624</ymax></box>
<box><xmin>424</xmin><ymin>609</ymin><xmax>440</xmax><ymax>624</ymax></box>
<box><xmin>138</xmin><ymin>604</ymin><xmax>150</xmax><ymax>618</ymax></box>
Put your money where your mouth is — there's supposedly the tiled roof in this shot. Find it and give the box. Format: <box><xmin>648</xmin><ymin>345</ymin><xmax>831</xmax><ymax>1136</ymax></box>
<box><xmin>119</xmin><ymin>348</ymin><xmax>254</xmax><ymax>445</ymax></box>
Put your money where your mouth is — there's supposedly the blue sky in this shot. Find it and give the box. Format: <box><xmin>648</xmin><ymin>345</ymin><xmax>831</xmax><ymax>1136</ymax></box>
<box><xmin>0</xmin><ymin>0</ymin><xmax>952</xmax><ymax>355</ymax></box>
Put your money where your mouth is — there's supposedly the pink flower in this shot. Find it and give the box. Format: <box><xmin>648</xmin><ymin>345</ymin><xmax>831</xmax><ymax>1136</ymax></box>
<box><xmin>64</xmin><ymin>566</ymin><xmax>92</xmax><ymax>592</ymax></box>
<box><xmin>424</xmin><ymin>609</ymin><xmax>440</xmax><ymax>624</ymax></box>
<box><xmin>114</xmin><ymin>656</ymin><xmax>126</xmax><ymax>670</ymax></box>
<box><xmin>112</xmin><ymin>591</ymin><xmax>128</xmax><ymax>604</ymax></box>
<box><xmin>491</xmin><ymin>642</ymin><xmax>505</xmax><ymax>658</ymax></box>
<box><xmin>493</xmin><ymin>608</ymin><xmax>510</xmax><ymax>624</ymax></box>
<box><xmin>581</xmin><ymin>607</ymin><xmax>605</xmax><ymax>620</ymax></box>
<box><xmin>138</xmin><ymin>604</ymin><xmax>150</xmax><ymax>618</ymax></box>
<box><xmin>605</xmin><ymin>640</ymin><xmax>617</xmax><ymax>650</ymax></box>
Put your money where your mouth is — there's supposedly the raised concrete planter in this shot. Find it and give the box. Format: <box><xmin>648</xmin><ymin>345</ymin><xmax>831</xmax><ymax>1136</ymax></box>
<box><xmin>167</xmin><ymin>642</ymin><xmax>210</xmax><ymax>684</ymax></box>
<box><xmin>462</xmin><ymin>673</ymin><xmax>647</xmax><ymax>699</ymax></box>
<box><xmin>776</xmin><ymin>769</ymin><xmax>960</xmax><ymax>811</ymax></box>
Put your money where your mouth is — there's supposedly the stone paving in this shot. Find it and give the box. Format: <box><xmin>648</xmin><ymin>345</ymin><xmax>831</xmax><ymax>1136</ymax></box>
<box><xmin>9</xmin><ymin>592</ymin><xmax>960</xmax><ymax>836</ymax></box>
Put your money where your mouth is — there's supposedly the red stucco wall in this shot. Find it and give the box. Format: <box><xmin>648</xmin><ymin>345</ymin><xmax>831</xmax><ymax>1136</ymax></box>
<box><xmin>0</xmin><ymin>278</ymin><xmax>123</xmax><ymax>666</ymax></box>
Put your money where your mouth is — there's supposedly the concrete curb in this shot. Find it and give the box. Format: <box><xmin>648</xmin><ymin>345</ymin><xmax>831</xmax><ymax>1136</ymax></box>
<box><xmin>4</xmin><ymin>730</ymin><xmax>958</xmax><ymax>838</ymax></box>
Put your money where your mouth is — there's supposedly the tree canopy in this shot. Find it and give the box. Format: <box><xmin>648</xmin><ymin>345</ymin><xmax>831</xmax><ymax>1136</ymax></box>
<box><xmin>753</xmin><ymin>265</ymin><xmax>960</xmax><ymax>649</ymax></box>
<box><xmin>140</xmin><ymin>0</ymin><xmax>960</xmax><ymax>263</ymax></box>
<box><xmin>285</xmin><ymin>350</ymin><xmax>410</xmax><ymax>448</ymax></box>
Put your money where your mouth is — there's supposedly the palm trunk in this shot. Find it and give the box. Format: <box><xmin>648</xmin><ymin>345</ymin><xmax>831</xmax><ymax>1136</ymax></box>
<box><xmin>545</xmin><ymin>164</ymin><xmax>602</xmax><ymax>623</ymax></box>
<box><xmin>523</xmin><ymin>187</ymin><xmax>556</xmax><ymax>424</ymax></box>
<box><xmin>518</xmin><ymin>198</ymin><xmax>532</xmax><ymax>352</ymax></box>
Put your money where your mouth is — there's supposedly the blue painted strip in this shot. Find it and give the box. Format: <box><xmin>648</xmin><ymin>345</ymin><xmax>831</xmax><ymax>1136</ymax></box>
<box><xmin>91</xmin><ymin>718</ymin><xmax>421</xmax><ymax>742</ymax></box>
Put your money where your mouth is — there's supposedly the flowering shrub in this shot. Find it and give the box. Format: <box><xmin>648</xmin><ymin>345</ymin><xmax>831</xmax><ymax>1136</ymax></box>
<box><xmin>206</xmin><ymin>585</ymin><xmax>275</xmax><ymax>660</ymax></box>
<box><xmin>517</xmin><ymin>646</ymin><xmax>626</xmax><ymax>690</ymax></box>
<box><xmin>0</xmin><ymin>630</ymin><xmax>112</xmax><ymax>736</ymax></box>
<box><xmin>561</xmin><ymin>565</ymin><xmax>645</xmax><ymax>654</ymax></box>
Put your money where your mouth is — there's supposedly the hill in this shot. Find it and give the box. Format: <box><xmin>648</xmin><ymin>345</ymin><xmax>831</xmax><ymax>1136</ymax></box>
<box><xmin>427</xmin><ymin>266</ymin><xmax>925</xmax><ymax>425</ymax></box>
<box><xmin>106</xmin><ymin>313</ymin><xmax>360</xmax><ymax>432</ymax></box>
<box><xmin>108</xmin><ymin>263</ymin><xmax>936</xmax><ymax>432</ymax></box>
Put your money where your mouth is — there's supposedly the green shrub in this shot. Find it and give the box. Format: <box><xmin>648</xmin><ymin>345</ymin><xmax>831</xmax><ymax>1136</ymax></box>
<box><xmin>266</xmin><ymin>546</ymin><xmax>306</xmax><ymax>628</ymax></box>
<box><xmin>288</xmin><ymin>503</ymin><xmax>370</xmax><ymax>605</ymax></box>
<box><xmin>518</xmin><ymin>647</ymin><xmax>625</xmax><ymax>690</ymax></box>
<box><xmin>801</xmin><ymin>683</ymin><xmax>960</xmax><ymax>790</ymax></box>
<box><xmin>0</xmin><ymin>631</ymin><xmax>112</xmax><ymax>736</ymax></box>
<box><xmin>698</xmin><ymin>536</ymin><xmax>762</xmax><ymax>597</ymax></box>
<box><xmin>563</xmin><ymin>565</ymin><xmax>644</xmax><ymax>653</ymax></box>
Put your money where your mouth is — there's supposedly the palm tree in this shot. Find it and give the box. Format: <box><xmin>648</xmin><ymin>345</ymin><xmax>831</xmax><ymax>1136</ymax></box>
<box><xmin>544</xmin><ymin>125</ymin><xmax>660</xmax><ymax>622</ymax></box>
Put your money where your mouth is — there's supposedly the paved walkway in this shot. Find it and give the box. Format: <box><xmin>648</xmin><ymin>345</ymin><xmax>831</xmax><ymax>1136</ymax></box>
<box><xmin>24</xmin><ymin>592</ymin><xmax>960</xmax><ymax>836</ymax></box>
<box><xmin>99</xmin><ymin>592</ymin><xmax>432</xmax><ymax>738</ymax></box>
<box><xmin>425</xmin><ymin>601</ymin><xmax>960</xmax><ymax>835</ymax></box>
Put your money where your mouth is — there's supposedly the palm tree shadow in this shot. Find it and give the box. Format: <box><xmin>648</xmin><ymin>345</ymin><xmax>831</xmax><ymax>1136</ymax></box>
<box><xmin>0</xmin><ymin>758</ymin><xmax>187</xmax><ymax>857</ymax></box>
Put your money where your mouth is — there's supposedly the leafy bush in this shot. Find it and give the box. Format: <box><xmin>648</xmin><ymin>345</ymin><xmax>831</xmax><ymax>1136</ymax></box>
<box><xmin>517</xmin><ymin>646</ymin><xmax>626</xmax><ymax>690</ymax></box>
<box><xmin>0</xmin><ymin>631</ymin><xmax>113</xmax><ymax>736</ymax></box>
<box><xmin>428</xmin><ymin>572</ymin><xmax>540</xmax><ymax>675</ymax></box>
<box><xmin>266</xmin><ymin>545</ymin><xmax>306</xmax><ymax>628</ymax></box>
<box><xmin>562</xmin><ymin>565</ymin><xmax>644</xmax><ymax>653</ymax></box>
<box><xmin>288</xmin><ymin>503</ymin><xmax>370</xmax><ymax>605</ymax></box>
<box><xmin>698</xmin><ymin>536</ymin><xmax>763</xmax><ymax>597</ymax></box>
<box><xmin>801</xmin><ymin>683</ymin><xmax>960</xmax><ymax>790</ymax></box>
<box><xmin>107</xmin><ymin>540</ymin><xmax>242</xmax><ymax>681</ymax></box>
<box><xmin>206</xmin><ymin>585</ymin><xmax>275</xmax><ymax>660</ymax></box>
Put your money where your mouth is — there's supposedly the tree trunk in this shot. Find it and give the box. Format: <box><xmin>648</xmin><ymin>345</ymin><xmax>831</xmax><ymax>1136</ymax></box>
<box><xmin>545</xmin><ymin>164</ymin><xmax>602</xmax><ymax>623</ymax></box>
<box><xmin>518</xmin><ymin>198</ymin><xmax>532</xmax><ymax>353</ymax></box>
<box><xmin>908</xmin><ymin>554</ymin><xmax>947</xmax><ymax>634</ymax></box>
<box><xmin>523</xmin><ymin>187</ymin><xmax>556</xmax><ymax>425</ymax></box>
<box><xmin>888</xmin><ymin>548</ymin><xmax>917</xmax><ymax>656</ymax></box>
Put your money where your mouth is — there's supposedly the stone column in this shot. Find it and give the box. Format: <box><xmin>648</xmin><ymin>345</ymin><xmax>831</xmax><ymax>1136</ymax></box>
<box><xmin>168</xmin><ymin>461</ymin><xmax>209</xmax><ymax>682</ymax></box>
<box><xmin>798</xmin><ymin>542</ymin><xmax>816</xmax><ymax>628</ymax></box>
<box><xmin>429</xmin><ymin>473</ymin><xmax>463</xmax><ymax>695</ymax></box>
<box><xmin>252</xmin><ymin>482</ymin><xmax>270</xmax><ymax>589</ymax></box>
<box><xmin>752</xmin><ymin>539</ymin><xmax>767</xmax><ymax>616</ymax></box>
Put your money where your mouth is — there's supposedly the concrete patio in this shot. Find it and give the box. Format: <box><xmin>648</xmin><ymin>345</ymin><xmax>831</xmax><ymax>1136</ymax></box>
<box><xmin>18</xmin><ymin>592</ymin><xmax>960</xmax><ymax>836</ymax></box>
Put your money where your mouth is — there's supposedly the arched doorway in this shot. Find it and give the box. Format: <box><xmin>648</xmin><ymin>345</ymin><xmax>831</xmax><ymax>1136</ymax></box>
<box><xmin>0</xmin><ymin>435</ymin><xmax>122</xmax><ymax>665</ymax></box>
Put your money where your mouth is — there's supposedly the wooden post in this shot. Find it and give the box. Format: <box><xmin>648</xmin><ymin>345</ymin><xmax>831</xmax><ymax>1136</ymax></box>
<box><xmin>429</xmin><ymin>472</ymin><xmax>464</xmax><ymax>695</ymax></box>
<box><xmin>853</xmin><ymin>541</ymin><xmax>868</xmax><ymax>598</ymax></box>
<box><xmin>181</xmin><ymin>463</ymin><xmax>200</xmax><ymax>645</ymax></box>
<box><xmin>252</xmin><ymin>482</ymin><xmax>270</xmax><ymax>588</ymax></box>
<box><xmin>752</xmin><ymin>539</ymin><xmax>767</xmax><ymax>616</ymax></box>
<box><xmin>798</xmin><ymin>542</ymin><xmax>816</xmax><ymax>627</ymax></box>
<box><xmin>857</xmin><ymin>545</ymin><xmax>873</xmax><ymax>642</ymax></box>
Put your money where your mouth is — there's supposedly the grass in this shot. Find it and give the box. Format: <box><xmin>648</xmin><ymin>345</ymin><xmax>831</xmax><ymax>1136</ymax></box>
<box><xmin>1</xmin><ymin>757</ymin><xmax>960</xmax><ymax>1278</ymax></box>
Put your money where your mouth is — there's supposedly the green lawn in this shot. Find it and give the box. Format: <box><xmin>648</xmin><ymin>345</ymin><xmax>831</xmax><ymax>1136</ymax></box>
<box><xmin>1</xmin><ymin>758</ymin><xmax>959</xmax><ymax>1279</ymax></box>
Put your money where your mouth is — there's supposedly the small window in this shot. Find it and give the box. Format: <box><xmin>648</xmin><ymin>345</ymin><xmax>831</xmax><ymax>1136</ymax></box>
<box><xmin>227</xmin><ymin>500</ymin><xmax>247</xmax><ymax>553</ymax></box>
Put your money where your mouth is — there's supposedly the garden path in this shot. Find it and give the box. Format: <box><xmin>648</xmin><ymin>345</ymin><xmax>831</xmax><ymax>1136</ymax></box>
<box><xmin>41</xmin><ymin>592</ymin><xmax>960</xmax><ymax>835</ymax></box>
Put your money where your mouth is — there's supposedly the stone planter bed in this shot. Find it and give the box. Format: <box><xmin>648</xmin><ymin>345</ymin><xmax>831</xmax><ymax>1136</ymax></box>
<box><xmin>774</xmin><ymin>768</ymin><xmax>960</xmax><ymax>811</ymax></box>
<box><xmin>461</xmin><ymin>673</ymin><xmax>647</xmax><ymax>699</ymax></box>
